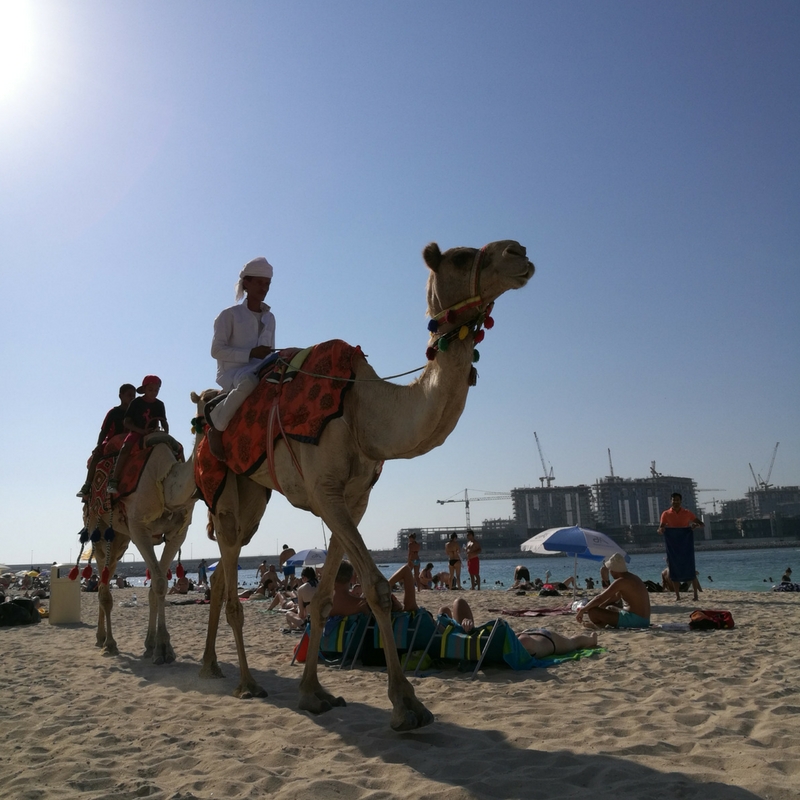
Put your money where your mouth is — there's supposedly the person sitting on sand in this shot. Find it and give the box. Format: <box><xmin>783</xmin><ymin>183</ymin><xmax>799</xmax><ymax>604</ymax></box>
<box><xmin>576</xmin><ymin>553</ymin><xmax>650</xmax><ymax>629</ymax></box>
<box><xmin>284</xmin><ymin>567</ymin><xmax>318</xmax><ymax>630</ymax></box>
<box><xmin>781</xmin><ymin>567</ymin><xmax>792</xmax><ymax>583</ymax></box>
<box><xmin>433</xmin><ymin>571</ymin><xmax>451</xmax><ymax>589</ymax></box>
<box><xmin>168</xmin><ymin>575</ymin><xmax>191</xmax><ymax>595</ymax></box>
<box><xmin>439</xmin><ymin>597</ymin><xmax>597</xmax><ymax>657</ymax></box>
<box><xmin>419</xmin><ymin>563</ymin><xmax>435</xmax><ymax>590</ymax></box>
<box><xmin>331</xmin><ymin>562</ymin><xmax>419</xmax><ymax>616</ymax></box>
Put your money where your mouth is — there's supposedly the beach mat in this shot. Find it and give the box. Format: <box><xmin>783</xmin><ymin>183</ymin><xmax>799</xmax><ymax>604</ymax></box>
<box><xmin>664</xmin><ymin>527</ymin><xmax>696</xmax><ymax>583</ymax></box>
<box><xmin>487</xmin><ymin>606</ymin><xmax>573</xmax><ymax>617</ymax></box>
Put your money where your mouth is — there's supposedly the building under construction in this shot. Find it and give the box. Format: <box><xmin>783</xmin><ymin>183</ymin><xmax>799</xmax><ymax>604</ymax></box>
<box><xmin>511</xmin><ymin>485</ymin><xmax>594</xmax><ymax>530</ymax></box>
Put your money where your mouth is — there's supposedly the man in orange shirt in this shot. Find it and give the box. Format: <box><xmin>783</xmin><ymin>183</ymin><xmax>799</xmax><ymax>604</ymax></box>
<box><xmin>658</xmin><ymin>493</ymin><xmax>704</xmax><ymax>601</ymax></box>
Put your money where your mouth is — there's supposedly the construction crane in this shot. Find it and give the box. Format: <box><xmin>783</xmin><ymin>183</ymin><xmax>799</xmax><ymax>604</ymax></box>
<box><xmin>750</xmin><ymin>442</ymin><xmax>780</xmax><ymax>491</ymax></box>
<box><xmin>436</xmin><ymin>489</ymin><xmax>512</xmax><ymax>529</ymax></box>
<box><xmin>534</xmin><ymin>431</ymin><xmax>555</xmax><ymax>488</ymax></box>
<box><xmin>696</xmin><ymin>489</ymin><xmax>726</xmax><ymax>514</ymax></box>
<box><xmin>607</xmin><ymin>448</ymin><xmax>615</xmax><ymax>478</ymax></box>
<box><xmin>650</xmin><ymin>461</ymin><xmax>662</xmax><ymax>478</ymax></box>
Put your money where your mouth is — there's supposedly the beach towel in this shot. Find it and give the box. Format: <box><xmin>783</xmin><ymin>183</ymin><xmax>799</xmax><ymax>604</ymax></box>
<box><xmin>436</xmin><ymin>616</ymin><xmax>604</xmax><ymax>670</ymax></box>
<box><xmin>663</xmin><ymin>527</ymin><xmax>696</xmax><ymax>583</ymax></box>
<box><xmin>487</xmin><ymin>606</ymin><xmax>573</xmax><ymax>617</ymax></box>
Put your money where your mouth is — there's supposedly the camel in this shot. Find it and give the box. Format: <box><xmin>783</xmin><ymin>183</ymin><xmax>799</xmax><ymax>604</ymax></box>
<box><xmin>83</xmin><ymin>424</ymin><xmax>202</xmax><ymax>662</ymax></box>
<box><xmin>196</xmin><ymin>240</ymin><xmax>534</xmax><ymax>730</ymax></box>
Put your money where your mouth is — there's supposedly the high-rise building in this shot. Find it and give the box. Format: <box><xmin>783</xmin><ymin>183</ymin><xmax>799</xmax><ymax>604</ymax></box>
<box><xmin>511</xmin><ymin>485</ymin><xmax>594</xmax><ymax>532</ymax></box>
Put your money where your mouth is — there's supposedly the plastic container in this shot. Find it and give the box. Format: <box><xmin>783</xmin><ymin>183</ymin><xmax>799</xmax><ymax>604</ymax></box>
<box><xmin>49</xmin><ymin>563</ymin><xmax>82</xmax><ymax>625</ymax></box>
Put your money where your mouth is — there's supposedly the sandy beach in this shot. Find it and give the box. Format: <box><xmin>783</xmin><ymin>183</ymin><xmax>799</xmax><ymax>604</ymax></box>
<box><xmin>1</xmin><ymin>586</ymin><xmax>798</xmax><ymax>800</ymax></box>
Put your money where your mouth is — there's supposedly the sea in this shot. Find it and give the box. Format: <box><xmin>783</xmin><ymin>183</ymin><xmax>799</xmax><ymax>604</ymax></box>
<box><xmin>124</xmin><ymin>546</ymin><xmax>799</xmax><ymax>593</ymax></box>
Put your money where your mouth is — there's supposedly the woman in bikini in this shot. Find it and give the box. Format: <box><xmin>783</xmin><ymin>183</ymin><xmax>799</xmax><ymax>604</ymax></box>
<box><xmin>440</xmin><ymin>598</ymin><xmax>597</xmax><ymax>657</ymax></box>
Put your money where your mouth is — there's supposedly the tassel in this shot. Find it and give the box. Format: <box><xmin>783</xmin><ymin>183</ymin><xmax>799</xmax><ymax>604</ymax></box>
<box><xmin>79</xmin><ymin>528</ymin><xmax>89</xmax><ymax>544</ymax></box>
<box><xmin>103</xmin><ymin>527</ymin><xmax>115</xmax><ymax>542</ymax></box>
<box><xmin>438</xmin><ymin>337</ymin><xmax>449</xmax><ymax>352</ymax></box>
<box><xmin>472</xmin><ymin>350</ymin><xmax>481</xmax><ymax>362</ymax></box>
<box><xmin>468</xmin><ymin>366</ymin><xmax>478</xmax><ymax>386</ymax></box>
<box><xmin>425</xmin><ymin>346</ymin><xmax>437</xmax><ymax>361</ymax></box>
<box><xmin>484</xmin><ymin>315</ymin><xmax>494</xmax><ymax>329</ymax></box>
<box><xmin>82</xmin><ymin>564</ymin><xmax>93</xmax><ymax>580</ymax></box>
<box><xmin>68</xmin><ymin>566</ymin><xmax>79</xmax><ymax>581</ymax></box>
<box><xmin>91</xmin><ymin>528</ymin><xmax>102</xmax><ymax>542</ymax></box>
<box><xmin>176</xmin><ymin>562</ymin><xmax>185</xmax><ymax>579</ymax></box>
<box><xmin>145</xmin><ymin>568</ymin><xmax>151</xmax><ymax>580</ymax></box>
<box><xmin>474</xmin><ymin>329</ymin><xmax>485</xmax><ymax>344</ymax></box>
<box><xmin>427</xmin><ymin>319</ymin><xmax>439</xmax><ymax>333</ymax></box>
<box><xmin>101</xmin><ymin>566</ymin><xmax>110</xmax><ymax>584</ymax></box>
<box><xmin>166</xmin><ymin>569</ymin><xmax>172</xmax><ymax>581</ymax></box>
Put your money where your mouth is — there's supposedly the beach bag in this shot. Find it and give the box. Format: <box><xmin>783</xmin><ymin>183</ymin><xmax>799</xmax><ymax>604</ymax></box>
<box><xmin>689</xmin><ymin>609</ymin><xmax>734</xmax><ymax>630</ymax></box>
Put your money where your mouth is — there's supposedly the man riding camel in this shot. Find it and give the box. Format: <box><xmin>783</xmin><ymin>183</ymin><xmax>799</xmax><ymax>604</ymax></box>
<box><xmin>206</xmin><ymin>256</ymin><xmax>276</xmax><ymax>459</ymax></box>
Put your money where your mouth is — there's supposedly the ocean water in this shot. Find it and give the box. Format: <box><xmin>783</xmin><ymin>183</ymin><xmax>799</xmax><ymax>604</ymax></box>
<box><xmin>127</xmin><ymin>546</ymin><xmax>799</xmax><ymax>593</ymax></box>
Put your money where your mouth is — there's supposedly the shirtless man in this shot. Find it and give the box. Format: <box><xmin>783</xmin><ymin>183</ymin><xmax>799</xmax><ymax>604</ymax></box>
<box><xmin>576</xmin><ymin>553</ymin><xmax>651</xmax><ymax>629</ymax></box>
<box><xmin>279</xmin><ymin>544</ymin><xmax>296</xmax><ymax>588</ymax></box>
<box><xmin>465</xmin><ymin>529</ymin><xmax>482</xmax><ymax>590</ymax></box>
<box><xmin>445</xmin><ymin>533</ymin><xmax>462</xmax><ymax>590</ymax></box>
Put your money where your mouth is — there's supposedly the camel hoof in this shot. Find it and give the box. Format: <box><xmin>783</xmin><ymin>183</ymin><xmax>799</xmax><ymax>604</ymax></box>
<box><xmin>152</xmin><ymin>646</ymin><xmax>176</xmax><ymax>665</ymax></box>
<box><xmin>102</xmin><ymin>643</ymin><xmax>119</xmax><ymax>657</ymax></box>
<box><xmin>298</xmin><ymin>691</ymin><xmax>345</xmax><ymax>715</ymax></box>
<box><xmin>391</xmin><ymin>707</ymin><xmax>434</xmax><ymax>732</ymax></box>
<box><xmin>234</xmin><ymin>684</ymin><xmax>268</xmax><ymax>700</ymax></box>
<box><xmin>199</xmin><ymin>663</ymin><xmax>225</xmax><ymax>679</ymax></box>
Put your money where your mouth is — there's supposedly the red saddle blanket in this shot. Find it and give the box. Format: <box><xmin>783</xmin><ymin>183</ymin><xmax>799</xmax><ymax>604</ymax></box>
<box><xmin>195</xmin><ymin>339</ymin><xmax>363</xmax><ymax>512</ymax></box>
<box><xmin>86</xmin><ymin>435</ymin><xmax>179</xmax><ymax>518</ymax></box>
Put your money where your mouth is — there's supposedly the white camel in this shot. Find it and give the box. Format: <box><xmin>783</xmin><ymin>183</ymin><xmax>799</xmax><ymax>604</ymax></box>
<box><xmin>83</xmin><ymin>424</ymin><xmax>202</xmax><ymax>662</ymax></box>
<box><xmin>196</xmin><ymin>240</ymin><xmax>534</xmax><ymax>730</ymax></box>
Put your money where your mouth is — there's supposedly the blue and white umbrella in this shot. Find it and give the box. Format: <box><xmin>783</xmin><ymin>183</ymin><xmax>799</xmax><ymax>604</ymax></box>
<box><xmin>520</xmin><ymin>526</ymin><xmax>629</xmax><ymax>594</ymax></box>
<box><xmin>206</xmin><ymin>561</ymin><xmax>241</xmax><ymax>572</ymax></box>
<box><xmin>285</xmin><ymin>548</ymin><xmax>327</xmax><ymax>568</ymax></box>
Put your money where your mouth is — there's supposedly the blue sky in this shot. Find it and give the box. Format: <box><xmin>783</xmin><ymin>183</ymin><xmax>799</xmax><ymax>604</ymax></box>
<box><xmin>1</xmin><ymin>1</ymin><xmax>798</xmax><ymax>566</ymax></box>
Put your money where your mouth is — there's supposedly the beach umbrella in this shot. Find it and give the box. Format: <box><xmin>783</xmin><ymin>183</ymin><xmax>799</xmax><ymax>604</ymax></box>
<box><xmin>206</xmin><ymin>561</ymin><xmax>241</xmax><ymax>572</ymax></box>
<box><xmin>285</xmin><ymin>548</ymin><xmax>327</xmax><ymax>568</ymax></box>
<box><xmin>0</xmin><ymin>564</ymin><xmax>10</xmax><ymax>574</ymax></box>
<box><xmin>520</xmin><ymin>526</ymin><xmax>629</xmax><ymax>595</ymax></box>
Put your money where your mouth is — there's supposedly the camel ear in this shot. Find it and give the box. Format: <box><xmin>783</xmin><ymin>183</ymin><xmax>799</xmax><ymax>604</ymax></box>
<box><xmin>190</xmin><ymin>391</ymin><xmax>200</xmax><ymax>403</ymax></box>
<box><xmin>423</xmin><ymin>242</ymin><xmax>442</xmax><ymax>272</ymax></box>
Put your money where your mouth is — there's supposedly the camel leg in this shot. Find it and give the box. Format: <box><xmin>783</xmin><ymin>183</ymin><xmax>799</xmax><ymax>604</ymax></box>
<box><xmin>138</xmin><ymin>537</ymin><xmax>176</xmax><ymax>664</ymax></box>
<box><xmin>297</xmin><ymin>536</ymin><xmax>347</xmax><ymax>714</ymax></box>
<box><xmin>216</xmin><ymin>510</ymin><xmax>267</xmax><ymax>698</ymax></box>
<box><xmin>199</xmin><ymin>566</ymin><xmax>226</xmax><ymax>679</ymax></box>
<box><xmin>145</xmin><ymin>518</ymin><xmax>188</xmax><ymax>664</ymax></box>
<box><xmin>94</xmin><ymin>533</ymin><xmax>130</xmax><ymax>656</ymax></box>
<box><xmin>360</xmin><ymin>561</ymin><xmax>434</xmax><ymax>731</ymax></box>
<box><xmin>315</xmin><ymin>499</ymin><xmax>432</xmax><ymax>730</ymax></box>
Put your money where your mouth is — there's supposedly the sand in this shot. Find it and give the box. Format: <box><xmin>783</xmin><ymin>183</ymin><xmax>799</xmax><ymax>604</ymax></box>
<box><xmin>1</xmin><ymin>586</ymin><xmax>798</xmax><ymax>800</ymax></box>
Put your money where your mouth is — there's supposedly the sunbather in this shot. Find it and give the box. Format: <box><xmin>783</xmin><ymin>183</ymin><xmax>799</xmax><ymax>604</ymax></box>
<box><xmin>439</xmin><ymin>597</ymin><xmax>597</xmax><ymax>657</ymax></box>
<box><xmin>331</xmin><ymin>562</ymin><xmax>419</xmax><ymax>616</ymax></box>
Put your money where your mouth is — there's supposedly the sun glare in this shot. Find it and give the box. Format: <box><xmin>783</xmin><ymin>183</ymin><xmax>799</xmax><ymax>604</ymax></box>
<box><xmin>0</xmin><ymin>0</ymin><xmax>35</xmax><ymax>102</ymax></box>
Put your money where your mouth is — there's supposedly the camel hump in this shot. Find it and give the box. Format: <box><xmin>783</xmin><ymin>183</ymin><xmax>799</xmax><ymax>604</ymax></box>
<box><xmin>144</xmin><ymin>432</ymin><xmax>183</xmax><ymax>456</ymax></box>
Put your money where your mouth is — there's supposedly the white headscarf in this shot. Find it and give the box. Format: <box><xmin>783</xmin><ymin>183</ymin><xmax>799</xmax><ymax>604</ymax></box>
<box><xmin>235</xmin><ymin>256</ymin><xmax>274</xmax><ymax>302</ymax></box>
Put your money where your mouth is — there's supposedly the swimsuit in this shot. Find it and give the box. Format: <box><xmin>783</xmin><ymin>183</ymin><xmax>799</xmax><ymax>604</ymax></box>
<box><xmin>449</xmin><ymin>559</ymin><xmax>459</xmax><ymax>566</ymax></box>
<box><xmin>283</xmin><ymin>565</ymin><xmax>296</xmax><ymax>577</ymax></box>
<box><xmin>467</xmin><ymin>557</ymin><xmax>480</xmax><ymax>576</ymax></box>
<box><xmin>615</xmin><ymin>609</ymin><xmax>650</xmax><ymax>629</ymax></box>
<box><xmin>521</xmin><ymin>628</ymin><xmax>556</xmax><ymax>656</ymax></box>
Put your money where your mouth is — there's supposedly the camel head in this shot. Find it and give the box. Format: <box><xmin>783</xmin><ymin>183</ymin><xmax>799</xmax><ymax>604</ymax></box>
<box><xmin>191</xmin><ymin>388</ymin><xmax>222</xmax><ymax>418</ymax></box>
<box><xmin>424</xmin><ymin>240</ymin><xmax>534</xmax><ymax>323</ymax></box>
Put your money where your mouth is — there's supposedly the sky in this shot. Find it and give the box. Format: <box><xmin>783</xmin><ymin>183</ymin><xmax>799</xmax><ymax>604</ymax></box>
<box><xmin>1</xmin><ymin>1</ymin><xmax>798</xmax><ymax>566</ymax></box>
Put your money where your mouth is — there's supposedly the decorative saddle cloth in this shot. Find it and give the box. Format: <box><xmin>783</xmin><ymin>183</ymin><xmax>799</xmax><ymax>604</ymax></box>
<box><xmin>86</xmin><ymin>434</ymin><xmax>183</xmax><ymax>518</ymax></box>
<box><xmin>195</xmin><ymin>339</ymin><xmax>363</xmax><ymax>512</ymax></box>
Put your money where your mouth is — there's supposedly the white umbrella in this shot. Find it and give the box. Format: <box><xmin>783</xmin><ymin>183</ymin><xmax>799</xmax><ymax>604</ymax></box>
<box><xmin>285</xmin><ymin>548</ymin><xmax>327</xmax><ymax>568</ymax></box>
<box><xmin>521</xmin><ymin>526</ymin><xmax>629</xmax><ymax>596</ymax></box>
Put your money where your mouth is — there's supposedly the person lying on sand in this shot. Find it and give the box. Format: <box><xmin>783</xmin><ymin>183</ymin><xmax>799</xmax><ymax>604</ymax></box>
<box><xmin>439</xmin><ymin>597</ymin><xmax>597</xmax><ymax>657</ymax></box>
<box><xmin>576</xmin><ymin>553</ymin><xmax>650</xmax><ymax>629</ymax></box>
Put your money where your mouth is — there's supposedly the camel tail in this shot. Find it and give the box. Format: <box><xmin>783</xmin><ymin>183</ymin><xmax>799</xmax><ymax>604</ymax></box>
<box><xmin>206</xmin><ymin>511</ymin><xmax>217</xmax><ymax>541</ymax></box>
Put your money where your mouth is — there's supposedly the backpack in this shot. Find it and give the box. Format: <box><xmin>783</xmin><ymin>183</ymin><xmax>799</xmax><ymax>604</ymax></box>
<box><xmin>689</xmin><ymin>609</ymin><xmax>734</xmax><ymax>630</ymax></box>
